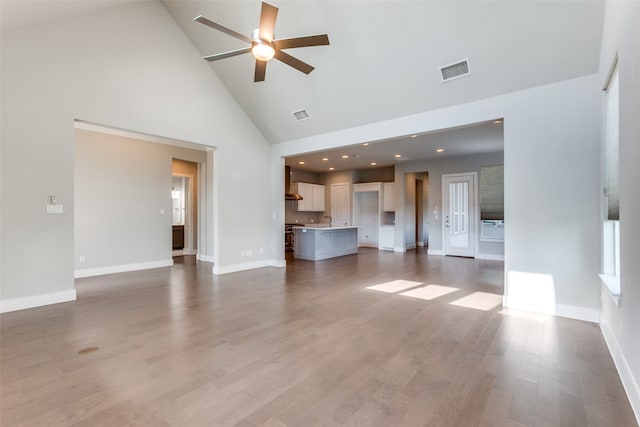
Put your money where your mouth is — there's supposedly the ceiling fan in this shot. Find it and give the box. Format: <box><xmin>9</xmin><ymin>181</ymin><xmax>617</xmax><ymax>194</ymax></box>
<box><xmin>194</xmin><ymin>2</ymin><xmax>330</xmax><ymax>82</ymax></box>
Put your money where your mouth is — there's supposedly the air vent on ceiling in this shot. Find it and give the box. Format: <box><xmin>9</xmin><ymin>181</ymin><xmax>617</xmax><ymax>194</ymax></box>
<box><xmin>439</xmin><ymin>58</ymin><xmax>471</xmax><ymax>82</ymax></box>
<box><xmin>292</xmin><ymin>109</ymin><xmax>310</xmax><ymax>121</ymax></box>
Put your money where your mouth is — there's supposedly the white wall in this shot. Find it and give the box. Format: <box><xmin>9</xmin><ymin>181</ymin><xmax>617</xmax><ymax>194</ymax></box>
<box><xmin>396</xmin><ymin>152</ymin><xmax>504</xmax><ymax>258</ymax></box>
<box><xmin>0</xmin><ymin>2</ymin><xmax>272</xmax><ymax>312</ymax></box>
<box><xmin>598</xmin><ymin>0</ymin><xmax>640</xmax><ymax>420</ymax></box>
<box><xmin>74</xmin><ymin>129</ymin><xmax>206</xmax><ymax>277</ymax></box>
<box><xmin>272</xmin><ymin>73</ymin><xmax>601</xmax><ymax>323</ymax></box>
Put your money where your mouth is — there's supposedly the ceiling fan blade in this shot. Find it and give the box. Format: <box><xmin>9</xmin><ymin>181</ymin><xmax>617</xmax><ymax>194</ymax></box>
<box><xmin>274</xmin><ymin>50</ymin><xmax>314</xmax><ymax>74</ymax></box>
<box><xmin>254</xmin><ymin>60</ymin><xmax>267</xmax><ymax>82</ymax></box>
<box><xmin>194</xmin><ymin>15</ymin><xmax>252</xmax><ymax>44</ymax></box>
<box><xmin>203</xmin><ymin>47</ymin><xmax>252</xmax><ymax>62</ymax></box>
<box><xmin>259</xmin><ymin>2</ymin><xmax>278</xmax><ymax>41</ymax></box>
<box><xmin>273</xmin><ymin>34</ymin><xmax>330</xmax><ymax>50</ymax></box>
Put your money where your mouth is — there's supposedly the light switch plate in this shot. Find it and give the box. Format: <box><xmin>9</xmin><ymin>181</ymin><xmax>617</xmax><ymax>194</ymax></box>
<box><xmin>47</xmin><ymin>204</ymin><xmax>63</xmax><ymax>214</ymax></box>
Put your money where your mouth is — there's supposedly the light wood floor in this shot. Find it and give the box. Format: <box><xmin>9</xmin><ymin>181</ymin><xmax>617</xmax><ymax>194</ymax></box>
<box><xmin>1</xmin><ymin>249</ymin><xmax>637</xmax><ymax>426</ymax></box>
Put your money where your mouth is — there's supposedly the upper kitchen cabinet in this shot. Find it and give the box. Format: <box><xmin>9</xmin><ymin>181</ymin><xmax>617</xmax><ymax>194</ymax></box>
<box><xmin>293</xmin><ymin>182</ymin><xmax>326</xmax><ymax>212</ymax></box>
<box><xmin>383</xmin><ymin>182</ymin><xmax>395</xmax><ymax>212</ymax></box>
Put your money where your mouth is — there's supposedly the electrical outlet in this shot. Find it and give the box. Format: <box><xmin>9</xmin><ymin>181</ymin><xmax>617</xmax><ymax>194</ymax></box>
<box><xmin>79</xmin><ymin>255</ymin><xmax>86</xmax><ymax>263</ymax></box>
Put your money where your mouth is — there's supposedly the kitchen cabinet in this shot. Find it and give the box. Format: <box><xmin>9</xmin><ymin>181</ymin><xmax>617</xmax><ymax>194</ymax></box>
<box><xmin>379</xmin><ymin>226</ymin><xmax>395</xmax><ymax>250</ymax></box>
<box><xmin>293</xmin><ymin>182</ymin><xmax>325</xmax><ymax>212</ymax></box>
<box><xmin>383</xmin><ymin>182</ymin><xmax>395</xmax><ymax>212</ymax></box>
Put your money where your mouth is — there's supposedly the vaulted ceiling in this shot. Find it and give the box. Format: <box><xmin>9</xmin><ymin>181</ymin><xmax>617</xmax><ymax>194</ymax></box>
<box><xmin>2</xmin><ymin>1</ymin><xmax>605</xmax><ymax>148</ymax></box>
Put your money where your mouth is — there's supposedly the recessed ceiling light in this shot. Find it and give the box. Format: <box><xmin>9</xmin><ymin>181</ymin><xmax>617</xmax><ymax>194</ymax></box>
<box><xmin>363</xmin><ymin>143</ymin><xmax>369</xmax><ymax>146</ymax></box>
<box><xmin>493</xmin><ymin>119</ymin><xmax>503</xmax><ymax>124</ymax></box>
<box><xmin>410</xmin><ymin>134</ymin><xmax>417</xmax><ymax>138</ymax></box>
<box><xmin>436</xmin><ymin>148</ymin><xmax>444</xmax><ymax>153</ymax></box>
<box><xmin>322</xmin><ymin>157</ymin><xmax>328</xmax><ymax>161</ymax></box>
<box><xmin>341</xmin><ymin>155</ymin><xmax>349</xmax><ymax>159</ymax></box>
<box><xmin>299</xmin><ymin>161</ymin><xmax>305</xmax><ymax>165</ymax></box>
<box><xmin>329</xmin><ymin>167</ymin><xmax>335</xmax><ymax>171</ymax></box>
<box><xmin>394</xmin><ymin>154</ymin><xmax>401</xmax><ymax>158</ymax></box>
<box><xmin>370</xmin><ymin>162</ymin><xmax>377</xmax><ymax>166</ymax></box>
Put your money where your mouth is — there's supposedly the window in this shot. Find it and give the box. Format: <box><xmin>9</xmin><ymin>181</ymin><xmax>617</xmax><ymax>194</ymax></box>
<box><xmin>479</xmin><ymin>165</ymin><xmax>504</xmax><ymax>242</ymax></box>
<box><xmin>601</xmin><ymin>60</ymin><xmax>621</xmax><ymax>304</ymax></box>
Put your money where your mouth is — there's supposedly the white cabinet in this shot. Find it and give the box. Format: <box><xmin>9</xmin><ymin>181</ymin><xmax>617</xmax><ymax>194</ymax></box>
<box><xmin>379</xmin><ymin>226</ymin><xmax>395</xmax><ymax>250</ymax></box>
<box><xmin>383</xmin><ymin>182</ymin><xmax>395</xmax><ymax>212</ymax></box>
<box><xmin>312</xmin><ymin>184</ymin><xmax>325</xmax><ymax>211</ymax></box>
<box><xmin>293</xmin><ymin>182</ymin><xmax>325</xmax><ymax>212</ymax></box>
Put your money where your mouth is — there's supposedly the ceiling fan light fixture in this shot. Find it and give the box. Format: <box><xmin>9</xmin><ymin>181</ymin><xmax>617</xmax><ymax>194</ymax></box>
<box><xmin>251</xmin><ymin>39</ymin><xmax>275</xmax><ymax>61</ymax></box>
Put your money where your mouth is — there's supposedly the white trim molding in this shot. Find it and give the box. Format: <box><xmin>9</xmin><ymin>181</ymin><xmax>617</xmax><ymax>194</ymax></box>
<box><xmin>213</xmin><ymin>259</ymin><xmax>283</xmax><ymax>275</ymax></box>
<box><xmin>196</xmin><ymin>254</ymin><xmax>215</xmax><ymax>263</ymax></box>
<box><xmin>600</xmin><ymin>318</ymin><xmax>640</xmax><ymax>423</ymax></box>
<box><xmin>0</xmin><ymin>289</ymin><xmax>77</xmax><ymax>313</ymax></box>
<box><xmin>476</xmin><ymin>253</ymin><xmax>505</xmax><ymax>261</ymax></box>
<box><xmin>74</xmin><ymin>259</ymin><xmax>174</xmax><ymax>279</ymax></box>
<box><xmin>503</xmin><ymin>296</ymin><xmax>600</xmax><ymax>323</ymax></box>
<box><xmin>394</xmin><ymin>247</ymin><xmax>406</xmax><ymax>253</ymax></box>
<box><xmin>427</xmin><ymin>249</ymin><xmax>445</xmax><ymax>256</ymax></box>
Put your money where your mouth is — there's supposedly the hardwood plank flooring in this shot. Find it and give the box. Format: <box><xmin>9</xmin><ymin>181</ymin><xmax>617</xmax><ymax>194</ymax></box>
<box><xmin>1</xmin><ymin>249</ymin><xmax>637</xmax><ymax>426</ymax></box>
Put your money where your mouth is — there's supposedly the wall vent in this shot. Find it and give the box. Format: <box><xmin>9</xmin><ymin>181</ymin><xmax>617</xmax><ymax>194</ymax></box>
<box><xmin>292</xmin><ymin>109</ymin><xmax>310</xmax><ymax>121</ymax></box>
<box><xmin>439</xmin><ymin>58</ymin><xmax>471</xmax><ymax>82</ymax></box>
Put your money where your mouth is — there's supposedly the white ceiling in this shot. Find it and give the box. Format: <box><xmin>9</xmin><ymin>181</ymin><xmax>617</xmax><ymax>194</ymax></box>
<box><xmin>162</xmin><ymin>0</ymin><xmax>604</xmax><ymax>144</ymax></box>
<box><xmin>2</xmin><ymin>0</ymin><xmax>604</xmax><ymax>162</ymax></box>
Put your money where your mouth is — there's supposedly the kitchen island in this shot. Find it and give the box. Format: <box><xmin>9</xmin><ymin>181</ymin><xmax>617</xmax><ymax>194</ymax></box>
<box><xmin>293</xmin><ymin>226</ymin><xmax>358</xmax><ymax>261</ymax></box>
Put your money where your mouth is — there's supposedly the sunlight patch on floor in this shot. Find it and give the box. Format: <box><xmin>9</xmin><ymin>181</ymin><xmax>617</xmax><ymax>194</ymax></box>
<box><xmin>449</xmin><ymin>292</ymin><xmax>503</xmax><ymax>311</ymax></box>
<box><xmin>400</xmin><ymin>284</ymin><xmax>459</xmax><ymax>301</ymax></box>
<box><xmin>366</xmin><ymin>280</ymin><xmax>423</xmax><ymax>293</ymax></box>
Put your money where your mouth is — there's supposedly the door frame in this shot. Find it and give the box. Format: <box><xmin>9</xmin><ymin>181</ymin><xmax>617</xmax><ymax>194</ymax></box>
<box><xmin>442</xmin><ymin>172</ymin><xmax>479</xmax><ymax>257</ymax></box>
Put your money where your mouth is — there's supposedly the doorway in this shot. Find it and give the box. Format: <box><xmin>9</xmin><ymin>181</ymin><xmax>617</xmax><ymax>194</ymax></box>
<box><xmin>415</xmin><ymin>178</ymin><xmax>424</xmax><ymax>247</ymax></box>
<box><xmin>442</xmin><ymin>172</ymin><xmax>477</xmax><ymax>257</ymax></box>
<box><xmin>172</xmin><ymin>159</ymin><xmax>199</xmax><ymax>256</ymax></box>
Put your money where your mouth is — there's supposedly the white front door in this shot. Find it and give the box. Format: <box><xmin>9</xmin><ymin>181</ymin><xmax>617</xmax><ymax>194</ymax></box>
<box><xmin>443</xmin><ymin>173</ymin><xmax>476</xmax><ymax>257</ymax></box>
<box><xmin>331</xmin><ymin>183</ymin><xmax>350</xmax><ymax>226</ymax></box>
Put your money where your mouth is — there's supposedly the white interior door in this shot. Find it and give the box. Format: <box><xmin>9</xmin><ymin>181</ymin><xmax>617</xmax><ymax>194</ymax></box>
<box><xmin>354</xmin><ymin>191</ymin><xmax>379</xmax><ymax>247</ymax></box>
<box><xmin>443</xmin><ymin>173</ymin><xmax>476</xmax><ymax>257</ymax></box>
<box><xmin>331</xmin><ymin>183</ymin><xmax>350</xmax><ymax>226</ymax></box>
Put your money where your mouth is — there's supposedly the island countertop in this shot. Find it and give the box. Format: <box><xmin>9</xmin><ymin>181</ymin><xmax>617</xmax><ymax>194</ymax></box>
<box><xmin>292</xmin><ymin>225</ymin><xmax>358</xmax><ymax>231</ymax></box>
<box><xmin>293</xmin><ymin>226</ymin><xmax>358</xmax><ymax>261</ymax></box>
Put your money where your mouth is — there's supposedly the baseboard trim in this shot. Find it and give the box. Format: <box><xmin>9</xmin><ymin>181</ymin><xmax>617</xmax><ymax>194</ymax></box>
<box><xmin>213</xmin><ymin>259</ymin><xmax>281</xmax><ymax>275</ymax></box>
<box><xmin>406</xmin><ymin>243</ymin><xmax>417</xmax><ymax>250</ymax></box>
<box><xmin>503</xmin><ymin>296</ymin><xmax>600</xmax><ymax>323</ymax></box>
<box><xmin>74</xmin><ymin>259</ymin><xmax>174</xmax><ymax>279</ymax></box>
<box><xmin>196</xmin><ymin>254</ymin><xmax>215</xmax><ymax>263</ymax></box>
<box><xmin>476</xmin><ymin>253</ymin><xmax>505</xmax><ymax>261</ymax></box>
<box><xmin>600</xmin><ymin>318</ymin><xmax>640</xmax><ymax>424</ymax></box>
<box><xmin>270</xmin><ymin>259</ymin><xmax>286</xmax><ymax>268</ymax></box>
<box><xmin>0</xmin><ymin>289</ymin><xmax>77</xmax><ymax>313</ymax></box>
<box><xmin>427</xmin><ymin>249</ymin><xmax>445</xmax><ymax>256</ymax></box>
<box><xmin>417</xmin><ymin>241</ymin><xmax>425</xmax><ymax>247</ymax></box>
<box><xmin>394</xmin><ymin>247</ymin><xmax>406</xmax><ymax>253</ymax></box>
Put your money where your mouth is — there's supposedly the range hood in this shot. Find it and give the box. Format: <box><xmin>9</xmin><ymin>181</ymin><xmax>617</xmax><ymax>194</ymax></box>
<box><xmin>285</xmin><ymin>166</ymin><xmax>303</xmax><ymax>200</ymax></box>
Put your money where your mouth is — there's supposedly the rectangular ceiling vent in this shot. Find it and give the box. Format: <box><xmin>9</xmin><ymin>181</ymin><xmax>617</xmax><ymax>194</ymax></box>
<box><xmin>292</xmin><ymin>109</ymin><xmax>310</xmax><ymax>121</ymax></box>
<box><xmin>439</xmin><ymin>58</ymin><xmax>471</xmax><ymax>83</ymax></box>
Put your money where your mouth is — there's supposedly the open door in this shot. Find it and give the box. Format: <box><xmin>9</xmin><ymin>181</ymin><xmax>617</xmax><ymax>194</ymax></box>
<box><xmin>443</xmin><ymin>173</ymin><xmax>477</xmax><ymax>257</ymax></box>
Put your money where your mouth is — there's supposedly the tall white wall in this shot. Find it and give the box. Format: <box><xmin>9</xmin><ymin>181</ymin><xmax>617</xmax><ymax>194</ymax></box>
<box><xmin>598</xmin><ymin>0</ymin><xmax>640</xmax><ymax>419</ymax></box>
<box><xmin>0</xmin><ymin>2</ymin><xmax>272</xmax><ymax>311</ymax></box>
<box><xmin>272</xmin><ymin>73</ymin><xmax>601</xmax><ymax>323</ymax></box>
